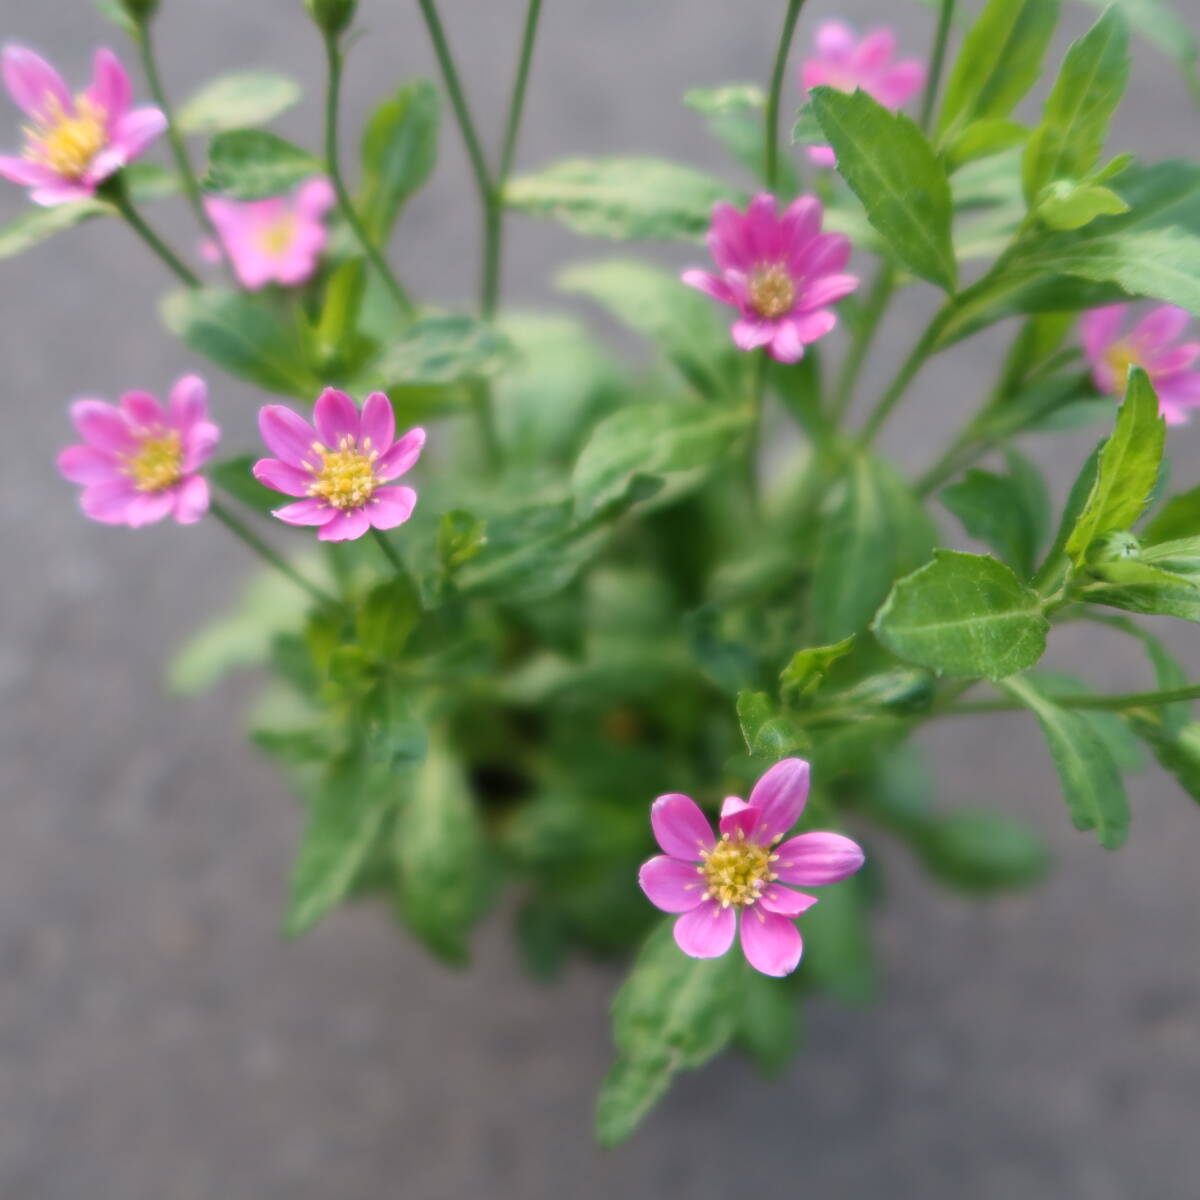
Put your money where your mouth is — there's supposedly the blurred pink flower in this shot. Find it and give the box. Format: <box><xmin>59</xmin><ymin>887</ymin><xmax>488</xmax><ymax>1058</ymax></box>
<box><xmin>799</xmin><ymin>21</ymin><xmax>925</xmax><ymax>167</ymax></box>
<box><xmin>254</xmin><ymin>389</ymin><xmax>424</xmax><ymax>543</ymax></box>
<box><xmin>682</xmin><ymin>193</ymin><xmax>858</xmax><ymax>363</ymax></box>
<box><xmin>1080</xmin><ymin>304</ymin><xmax>1200</xmax><ymax>425</ymax></box>
<box><xmin>638</xmin><ymin>759</ymin><xmax>865</xmax><ymax>977</ymax></box>
<box><xmin>203</xmin><ymin>178</ymin><xmax>336</xmax><ymax>290</ymax></box>
<box><xmin>0</xmin><ymin>45</ymin><xmax>166</xmax><ymax>205</ymax></box>
<box><xmin>57</xmin><ymin>375</ymin><xmax>217</xmax><ymax>527</ymax></box>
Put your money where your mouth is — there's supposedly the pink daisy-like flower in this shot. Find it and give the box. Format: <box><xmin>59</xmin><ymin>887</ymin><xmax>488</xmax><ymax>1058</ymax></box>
<box><xmin>202</xmin><ymin>178</ymin><xmax>336</xmax><ymax>290</ymax></box>
<box><xmin>638</xmin><ymin>759</ymin><xmax>865</xmax><ymax>977</ymax></box>
<box><xmin>254</xmin><ymin>388</ymin><xmax>425</xmax><ymax>543</ymax></box>
<box><xmin>1080</xmin><ymin>304</ymin><xmax>1200</xmax><ymax>425</ymax></box>
<box><xmin>57</xmin><ymin>375</ymin><xmax>218</xmax><ymax>528</ymax></box>
<box><xmin>800</xmin><ymin>21</ymin><xmax>925</xmax><ymax>167</ymax></box>
<box><xmin>0</xmin><ymin>45</ymin><xmax>166</xmax><ymax>206</ymax></box>
<box><xmin>682</xmin><ymin>193</ymin><xmax>858</xmax><ymax>363</ymax></box>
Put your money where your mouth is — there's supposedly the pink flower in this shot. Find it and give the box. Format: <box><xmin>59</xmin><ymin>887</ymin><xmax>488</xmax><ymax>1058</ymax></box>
<box><xmin>800</xmin><ymin>21</ymin><xmax>925</xmax><ymax>168</ymax></box>
<box><xmin>57</xmin><ymin>375</ymin><xmax>217</xmax><ymax>528</ymax></box>
<box><xmin>254</xmin><ymin>389</ymin><xmax>424</xmax><ymax>543</ymax></box>
<box><xmin>638</xmin><ymin>759</ymin><xmax>865</xmax><ymax>977</ymax></box>
<box><xmin>202</xmin><ymin>178</ymin><xmax>336</xmax><ymax>290</ymax></box>
<box><xmin>1080</xmin><ymin>304</ymin><xmax>1200</xmax><ymax>425</ymax></box>
<box><xmin>682</xmin><ymin>194</ymin><xmax>858</xmax><ymax>363</ymax></box>
<box><xmin>0</xmin><ymin>45</ymin><xmax>166</xmax><ymax>206</ymax></box>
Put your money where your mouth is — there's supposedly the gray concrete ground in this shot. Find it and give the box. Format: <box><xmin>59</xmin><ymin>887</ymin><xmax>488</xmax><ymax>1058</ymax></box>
<box><xmin>2</xmin><ymin>1</ymin><xmax>1199</xmax><ymax>1196</ymax></box>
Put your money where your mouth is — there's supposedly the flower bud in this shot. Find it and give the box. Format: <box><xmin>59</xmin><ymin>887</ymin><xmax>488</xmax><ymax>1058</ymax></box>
<box><xmin>117</xmin><ymin>0</ymin><xmax>160</xmax><ymax>20</ymax></box>
<box><xmin>305</xmin><ymin>0</ymin><xmax>357</xmax><ymax>36</ymax></box>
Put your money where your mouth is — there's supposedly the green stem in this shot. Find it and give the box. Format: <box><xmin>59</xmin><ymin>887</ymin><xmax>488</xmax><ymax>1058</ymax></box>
<box><xmin>914</xmin><ymin>428</ymin><xmax>987</xmax><ymax>497</ymax></box>
<box><xmin>322</xmin><ymin>35</ymin><xmax>415</xmax><ymax>318</ymax></box>
<box><xmin>830</xmin><ymin>264</ymin><xmax>894</xmax><ymax>424</ymax></box>
<box><xmin>859</xmin><ymin>314</ymin><xmax>943</xmax><ymax>445</ymax></box>
<box><xmin>943</xmin><ymin>683</ymin><xmax>1200</xmax><ymax>715</ymax></box>
<box><xmin>107</xmin><ymin>182</ymin><xmax>200</xmax><ymax>287</ymax></box>
<box><xmin>918</xmin><ymin>0</ymin><xmax>956</xmax><ymax>132</ymax></box>
<box><xmin>210</xmin><ymin>500</ymin><xmax>337</xmax><ymax>607</ymax></box>
<box><xmin>370</xmin><ymin>526</ymin><xmax>412</xmax><ymax>580</ymax></box>
<box><xmin>764</xmin><ymin>0</ymin><xmax>808</xmax><ymax>190</ymax></box>
<box><xmin>745</xmin><ymin>351</ymin><xmax>769</xmax><ymax>510</ymax></box>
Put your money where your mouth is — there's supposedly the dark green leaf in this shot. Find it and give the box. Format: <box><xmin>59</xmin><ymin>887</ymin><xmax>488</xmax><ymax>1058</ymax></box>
<box><xmin>917</xmin><ymin>811</ymin><xmax>1050</xmax><ymax>891</ymax></box>
<box><xmin>204</xmin><ymin>129</ymin><xmax>322</xmax><ymax>199</ymax></box>
<box><xmin>1127</xmin><ymin>714</ymin><xmax>1200</xmax><ymax>803</ymax></box>
<box><xmin>437</xmin><ymin>510</ymin><xmax>488</xmax><ymax>571</ymax></box>
<box><xmin>177</xmin><ymin>71</ymin><xmax>301</xmax><ymax>135</ymax></box>
<box><xmin>800</xmin><ymin>875</ymin><xmax>875</xmax><ymax>1003</ymax></box>
<box><xmin>1144</xmin><ymin>483</ymin><xmax>1200</xmax><ymax>543</ymax></box>
<box><xmin>941</xmin><ymin>466</ymin><xmax>1045</xmax><ymax>577</ymax></box>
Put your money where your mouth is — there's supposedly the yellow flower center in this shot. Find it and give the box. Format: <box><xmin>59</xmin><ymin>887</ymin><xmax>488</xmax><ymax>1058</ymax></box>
<box><xmin>255</xmin><ymin>215</ymin><xmax>299</xmax><ymax>257</ymax></box>
<box><xmin>27</xmin><ymin>95</ymin><xmax>107</xmax><ymax>179</ymax></box>
<box><xmin>748</xmin><ymin>264</ymin><xmax>796</xmax><ymax>320</ymax></box>
<box><xmin>308</xmin><ymin>436</ymin><xmax>379</xmax><ymax>509</ymax></box>
<box><xmin>1104</xmin><ymin>341</ymin><xmax>1141</xmax><ymax>392</ymax></box>
<box><xmin>123</xmin><ymin>430</ymin><xmax>183</xmax><ymax>493</ymax></box>
<box><xmin>698</xmin><ymin>828</ymin><xmax>779</xmax><ymax>909</ymax></box>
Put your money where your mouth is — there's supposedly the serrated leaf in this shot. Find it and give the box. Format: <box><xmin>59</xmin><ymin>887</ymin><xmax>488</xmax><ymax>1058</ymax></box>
<box><xmin>373</xmin><ymin>314</ymin><xmax>514</xmax><ymax>385</ymax></box>
<box><xmin>1001</xmin><ymin>674</ymin><xmax>1130</xmax><ymax>848</ymax></box>
<box><xmin>204</xmin><ymin>129</ymin><xmax>322</xmax><ymax>200</ymax></box>
<box><xmin>873</xmin><ymin>550</ymin><xmax>1049</xmax><ymax>680</ymax></box>
<box><xmin>505</xmin><ymin>156</ymin><xmax>736</xmax><ymax>242</ymax></box>
<box><xmin>810</xmin><ymin>87</ymin><xmax>956</xmax><ymax>291</ymax></box>
<box><xmin>177</xmin><ymin>71</ymin><xmax>301</xmax><ymax>135</ymax></box>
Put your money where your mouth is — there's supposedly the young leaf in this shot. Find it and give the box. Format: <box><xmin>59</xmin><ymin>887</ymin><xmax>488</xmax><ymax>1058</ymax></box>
<box><xmin>942</xmin><ymin>118</ymin><xmax>1029</xmax><ymax>173</ymax></box>
<box><xmin>1064</xmin><ymin>367</ymin><xmax>1164</xmax><ymax>565</ymax></box>
<box><xmin>937</xmin><ymin>0</ymin><xmax>1061</xmax><ymax>141</ymax></box>
<box><xmin>780</xmin><ymin>636</ymin><xmax>855</xmax><ymax>699</ymax></box>
<box><xmin>357</xmin><ymin>80</ymin><xmax>439</xmax><ymax>244</ymax></box>
<box><xmin>1081</xmin><ymin>560</ymin><xmax>1200</xmax><ymax>622</ymax></box>
<box><xmin>1022</xmin><ymin>7</ymin><xmax>1131</xmax><ymax>205</ymax></box>
<box><xmin>872</xmin><ymin>550</ymin><xmax>1049</xmax><ymax>680</ymax></box>
<box><xmin>176</xmin><ymin>71</ymin><xmax>301</xmax><ymax>135</ymax></box>
<box><xmin>1036</xmin><ymin>180</ymin><xmax>1129</xmax><ymax>231</ymax></box>
<box><xmin>504</xmin><ymin>157</ymin><xmax>737</xmax><ymax>242</ymax></box>
<box><xmin>595</xmin><ymin>920</ymin><xmax>741</xmax><ymax>1147</ymax></box>
<box><xmin>1001</xmin><ymin>675</ymin><xmax>1130</xmax><ymax>848</ymax></box>
<box><xmin>809</xmin><ymin>87</ymin><xmax>956</xmax><ymax>292</ymax></box>
<box><xmin>204</xmin><ymin>129</ymin><xmax>322</xmax><ymax>200</ymax></box>
<box><xmin>372</xmin><ymin>314</ymin><xmax>514</xmax><ymax>386</ymax></box>
<box><xmin>736</xmin><ymin>690</ymin><xmax>809</xmax><ymax>757</ymax></box>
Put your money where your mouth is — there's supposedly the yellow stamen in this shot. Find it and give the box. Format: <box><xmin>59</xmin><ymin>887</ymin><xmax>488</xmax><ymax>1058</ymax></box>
<box><xmin>26</xmin><ymin>95</ymin><xmax>106</xmax><ymax>180</ymax></box>
<box><xmin>748</xmin><ymin>264</ymin><xmax>796</xmax><ymax>320</ymax></box>
<box><xmin>697</xmin><ymin>828</ymin><xmax>779</xmax><ymax>909</ymax></box>
<box><xmin>1104</xmin><ymin>341</ymin><xmax>1141</xmax><ymax>392</ymax></box>
<box><xmin>122</xmin><ymin>430</ymin><xmax>183</xmax><ymax>493</ymax></box>
<box><xmin>307</xmin><ymin>435</ymin><xmax>378</xmax><ymax>509</ymax></box>
<box><xmin>254</xmin><ymin>215</ymin><xmax>299</xmax><ymax>257</ymax></box>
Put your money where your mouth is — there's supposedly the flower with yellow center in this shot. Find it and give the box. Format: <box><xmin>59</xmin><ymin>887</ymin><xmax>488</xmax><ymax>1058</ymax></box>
<box><xmin>1103</xmin><ymin>341</ymin><xmax>1141</xmax><ymax>392</ymax></box>
<box><xmin>122</xmin><ymin>429</ymin><xmax>184</xmax><ymax>493</ymax></box>
<box><xmin>748</xmin><ymin>264</ymin><xmax>797</xmax><ymax>320</ymax></box>
<box><xmin>698</xmin><ymin>827</ymin><xmax>779</xmax><ymax>909</ymax></box>
<box><xmin>26</xmin><ymin>95</ymin><xmax>106</xmax><ymax>180</ymax></box>
<box><xmin>306</xmin><ymin>435</ymin><xmax>380</xmax><ymax>510</ymax></box>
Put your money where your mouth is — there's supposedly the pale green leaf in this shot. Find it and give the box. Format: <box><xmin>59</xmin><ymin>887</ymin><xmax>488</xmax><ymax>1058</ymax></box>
<box><xmin>372</xmin><ymin>314</ymin><xmax>514</xmax><ymax>386</ymax></box>
<box><xmin>204</xmin><ymin>129</ymin><xmax>322</xmax><ymax>199</ymax></box>
<box><xmin>1036</xmin><ymin>181</ymin><xmax>1129</xmax><ymax>230</ymax></box>
<box><xmin>177</xmin><ymin>71</ymin><xmax>301</xmax><ymax>135</ymax></box>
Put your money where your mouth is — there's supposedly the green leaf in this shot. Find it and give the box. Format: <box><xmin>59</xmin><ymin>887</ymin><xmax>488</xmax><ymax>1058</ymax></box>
<box><xmin>357</xmin><ymin>575</ymin><xmax>421</xmax><ymax>660</ymax></box>
<box><xmin>810</xmin><ymin>454</ymin><xmax>936</xmax><ymax>643</ymax></box>
<box><xmin>1127</xmin><ymin>715</ymin><xmax>1200</xmax><ymax>803</ymax></box>
<box><xmin>1022</xmin><ymin>7</ymin><xmax>1130</xmax><ymax>205</ymax></box>
<box><xmin>736</xmin><ymin>690</ymin><xmax>810</xmax><ymax>758</ymax></box>
<box><xmin>810</xmin><ymin>87</ymin><xmax>956</xmax><ymax>292</ymax></box>
<box><xmin>942</xmin><ymin>118</ymin><xmax>1029</xmax><ymax>172</ymax></box>
<box><xmin>685</xmin><ymin>84</ymin><xmax>766</xmax><ymax>115</ymax></box>
<box><xmin>1001</xmin><ymin>674</ymin><xmax>1130</xmax><ymax>848</ymax></box>
<box><xmin>916</xmin><ymin>811</ymin><xmax>1050</xmax><ymax>891</ymax></box>
<box><xmin>938</xmin><ymin>0</ymin><xmax>1061</xmax><ymax>140</ymax></box>
<box><xmin>437</xmin><ymin>510</ymin><xmax>488</xmax><ymax>571</ymax></box>
<box><xmin>392</xmin><ymin>739</ymin><xmax>488</xmax><ymax>964</ymax></box>
<box><xmin>558</xmin><ymin>258</ymin><xmax>741</xmax><ymax>399</ymax></box>
<box><xmin>372</xmin><ymin>314</ymin><xmax>514</xmax><ymax>385</ymax></box>
<box><xmin>571</xmin><ymin>402</ymin><xmax>749</xmax><ymax>521</ymax></box>
<box><xmin>1064</xmin><ymin>367</ymin><xmax>1165</xmax><ymax>565</ymax></box>
<box><xmin>504</xmin><ymin>156</ymin><xmax>737</xmax><ymax>242</ymax></box>
<box><xmin>790</xmin><ymin>101</ymin><xmax>824</xmax><ymax>146</ymax></box>
<box><xmin>595</xmin><ymin>920</ymin><xmax>741</xmax><ymax>1147</ymax></box>
<box><xmin>873</xmin><ymin>550</ymin><xmax>1049</xmax><ymax>680</ymax></box>
<box><xmin>1081</xmin><ymin>560</ymin><xmax>1200</xmax><ymax>622</ymax></box>
<box><xmin>687</xmin><ymin>84</ymin><xmax>798</xmax><ymax>190</ymax></box>
<box><xmin>941</xmin><ymin>466</ymin><xmax>1046</xmax><ymax>577</ymax></box>
<box><xmin>208</xmin><ymin>454</ymin><xmax>279</xmax><ymax>515</ymax></box>
<box><xmin>735</xmin><ymin>968</ymin><xmax>800</xmax><ymax>1074</ymax></box>
<box><xmin>800</xmin><ymin>875</ymin><xmax>875</xmax><ymax>1003</ymax></box>
<box><xmin>1036</xmin><ymin>180</ymin><xmax>1129</xmax><ymax>230</ymax></box>
<box><xmin>204</xmin><ymin>129</ymin><xmax>322</xmax><ymax>199</ymax></box>
<box><xmin>1144</xmin><ymin>484</ymin><xmax>1200</xmax><ymax>543</ymax></box>
<box><xmin>357</xmin><ymin>79</ymin><xmax>439</xmax><ymax>243</ymax></box>
<box><xmin>0</xmin><ymin>198</ymin><xmax>109</xmax><ymax>260</ymax></box>
<box><xmin>359</xmin><ymin>677</ymin><xmax>427</xmax><ymax>768</ymax></box>
<box><xmin>177</xmin><ymin>71</ymin><xmax>301</xmax><ymax>135</ymax></box>
<box><xmin>779</xmin><ymin>636</ymin><xmax>855</xmax><ymax>699</ymax></box>
<box><xmin>286</xmin><ymin>759</ymin><xmax>401</xmax><ymax>935</ymax></box>
<box><xmin>161</xmin><ymin>287</ymin><xmax>322</xmax><ymax>397</ymax></box>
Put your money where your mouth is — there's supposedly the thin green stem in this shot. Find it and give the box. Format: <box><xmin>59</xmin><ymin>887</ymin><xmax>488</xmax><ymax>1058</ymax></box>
<box><xmin>859</xmin><ymin>315</ymin><xmax>943</xmax><ymax>445</ymax></box>
<box><xmin>831</xmin><ymin>264</ymin><xmax>894</xmax><ymax>424</ymax></box>
<box><xmin>745</xmin><ymin>351</ymin><xmax>769</xmax><ymax>511</ymax></box>
<box><xmin>942</xmin><ymin>683</ymin><xmax>1200</xmax><ymax>716</ymax></box>
<box><xmin>106</xmin><ymin>182</ymin><xmax>200</xmax><ymax>287</ymax></box>
<box><xmin>370</xmin><ymin>526</ymin><xmax>411</xmax><ymax>579</ymax></box>
<box><xmin>764</xmin><ymin>0</ymin><xmax>807</xmax><ymax>191</ymax></box>
<box><xmin>497</xmin><ymin>0</ymin><xmax>544</xmax><ymax>190</ymax></box>
<box><xmin>321</xmin><ymin>35</ymin><xmax>415</xmax><ymax>318</ymax></box>
<box><xmin>918</xmin><ymin>0</ymin><xmax>956</xmax><ymax>132</ymax></box>
<box><xmin>210</xmin><ymin>500</ymin><xmax>337</xmax><ymax>607</ymax></box>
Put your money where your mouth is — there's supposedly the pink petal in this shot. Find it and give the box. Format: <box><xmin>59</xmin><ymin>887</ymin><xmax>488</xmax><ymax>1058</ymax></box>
<box><xmin>650</xmin><ymin>793</ymin><xmax>715</xmax><ymax>861</ymax></box>
<box><xmin>876</xmin><ymin>60</ymin><xmax>925</xmax><ymax>109</ymax></box>
<box><xmin>106</xmin><ymin>106</ymin><xmax>167</xmax><ymax>165</ymax></box>
<box><xmin>71</xmin><ymin>399</ymin><xmax>135</xmax><ymax>454</ymax></box>
<box><xmin>774</xmin><ymin>831</ymin><xmax>865</xmax><ymax>885</ymax></box>
<box><xmin>375</xmin><ymin>427</ymin><xmax>425</xmax><ymax>481</ymax></box>
<box><xmin>787</xmin><ymin>310</ymin><xmax>839</xmax><ymax>344</ymax></box>
<box><xmin>360</xmin><ymin>391</ymin><xmax>395</xmax><ymax>452</ymax></box>
<box><xmin>744</xmin><ymin>192</ymin><xmax>782</xmax><ymax>262</ymax></box>
<box><xmin>795</xmin><ymin>231</ymin><xmax>851</xmax><ymax>278</ymax></box>
<box><xmin>182</xmin><ymin>421</ymin><xmax>220</xmax><ymax>472</ymax></box>
<box><xmin>253</xmin><ymin>457</ymin><xmax>312</xmax><ymax>498</ymax></box>
<box><xmin>80</xmin><ymin>479</ymin><xmax>139</xmax><ymax>525</ymax></box>
<box><xmin>757</xmin><ymin>884</ymin><xmax>818</xmax><ymax>917</ymax></box>
<box><xmin>732</xmin><ymin>318</ymin><xmax>775</xmax><ymax>352</ymax></box>
<box><xmin>681</xmin><ymin>268</ymin><xmax>736</xmax><ymax>306</ymax></box>
<box><xmin>1131</xmin><ymin>305</ymin><xmax>1192</xmax><ymax>356</ymax></box>
<box><xmin>0</xmin><ymin>155</ymin><xmax>59</xmax><ymax>187</ymax></box>
<box><xmin>747</xmin><ymin>758</ymin><xmax>811</xmax><ymax>841</ymax></box>
<box><xmin>718</xmin><ymin>799</ymin><xmax>761</xmax><ymax>841</ymax></box>
<box><xmin>119</xmin><ymin>390</ymin><xmax>164</xmax><ymax>430</ymax></box>
<box><xmin>171</xmin><ymin>474</ymin><xmax>209</xmax><ymax>525</ymax></box>
<box><xmin>1147</xmin><ymin>343</ymin><xmax>1200</xmax><ymax>376</ymax></box>
<box><xmin>259</xmin><ymin>405</ymin><xmax>320</xmax><ymax>469</ymax></box>
<box><xmin>1</xmin><ymin>45</ymin><xmax>71</xmax><ymax>119</ymax></box>
<box><xmin>806</xmin><ymin>145</ymin><xmax>837</xmax><ymax>169</ymax></box>
<box><xmin>673</xmin><ymin>901</ymin><xmax>736</xmax><ymax>959</ymax></box>
<box><xmin>295</xmin><ymin>175</ymin><xmax>335</xmax><ymax>219</ymax></box>
<box><xmin>638</xmin><ymin>856</ymin><xmax>707</xmax><ymax>914</ymax></box>
<box><xmin>1080</xmin><ymin>305</ymin><xmax>1127</xmax><ymax>362</ymax></box>
<box><xmin>57</xmin><ymin>443</ymin><xmax>119</xmax><ymax>484</ymax></box>
<box><xmin>169</xmin><ymin>374</ymin><xmax>208</xmax><ymax>431</ymax></box>
<box><xmin>708</xmin><ymin>201</ymin><xmax>753</xmax><ymax>272</ymax></box>
<box><xmin>31</xmin><ymin>180</ymin><xmax>95</xmax><ymax>206</ymax></box>
<box><xmin>739</xmin><ymin>908</ymin><xmax>803</xmax><ymax>977</ymax></box>
<box><xmin>852</xmin><ymin>28</ymin><xmax>897</xmax><ymax>75</ymax></box>
<box><xmin>815</xmin><ymin>20</ymin><xmax>856</xmax><ymax>62</ymax></box>
<box><xmin>779</xmin><ymin>195</ymin><xmax>822</xmax><ymax>252</ymax></box>
<box><xmin>317</xmin><ymin>506</ymin><xmax>371</xmax><ymax>542</ymax></box>
<box><xmin>802</xmin><ymin>272</ymin><xmax>859</xmax><ymax>309</ymax></box>
<box><xmin>366</xmin><ymin>485</ymin><xmax>417</xmax><ymax>530</ymax></box>
<box><xmin>313</xmin><ymin>387</ymin><xmax>360</xmax><ymax>447</ymax></box>
<box><xmin>272</xmin><ymin>497</ymin><xmax>336</xmax><ymax>526</ymax></box>
<box><xmin>86</xmin><ymin>48</ymin><xmax>131</xmax><ymax>123</ymax></box>
<box><xmin>767</xmin><ymin>320</ymin><xmax>806</xmax><ymax>363</ymax></box>
<box><xmin>124</xmin><ymin>490</ymin><xmax>176</xmax><ymax>528</ymax></box>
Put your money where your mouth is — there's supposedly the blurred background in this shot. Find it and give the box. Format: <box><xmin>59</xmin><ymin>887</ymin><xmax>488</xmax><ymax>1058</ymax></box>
<box><xmin>3</xmin><ymin>1</ymin><xmax>1199</xmax><ymax>1196</ymax></box>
